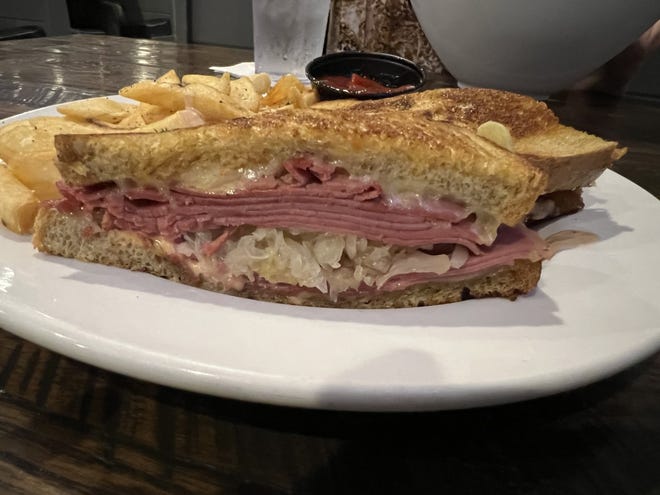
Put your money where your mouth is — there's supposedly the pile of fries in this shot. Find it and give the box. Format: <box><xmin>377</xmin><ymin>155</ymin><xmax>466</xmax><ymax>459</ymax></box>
<box><xmin>0</xmin><ymin>70</ymin><xmax>319</xmax><ymax>234</ymax></box>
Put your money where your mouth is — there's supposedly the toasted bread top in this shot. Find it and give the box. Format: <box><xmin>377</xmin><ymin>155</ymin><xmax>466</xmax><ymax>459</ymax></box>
<box><xmin>316</xmin><ymin>88</ymin><xmax>559</xmax><ymax>138</ymax></box>
<box><xmin>55</xmin><ymin>107</ymin><xmax>546</xmax><ymax>227</ymax></box>
<box><xmin>313</xmin><ymin>88</ymin><xmax>625</xmax><ymax>193</ymax></box>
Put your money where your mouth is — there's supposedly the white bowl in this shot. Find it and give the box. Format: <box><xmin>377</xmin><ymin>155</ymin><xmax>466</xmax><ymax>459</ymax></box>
<box><xmin>410</xmin><ymin>0</ymin><xmax>660</xmax><ymax>95</ymax></box>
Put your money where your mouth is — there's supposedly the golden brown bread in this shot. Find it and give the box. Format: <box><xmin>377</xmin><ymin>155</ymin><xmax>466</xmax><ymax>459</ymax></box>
<box><xmin>313</xmin><ymin>88</ymin><xmax>625</xmax><ymax>195</ymax></box>
<box><xmin>54</xmin><ymin>107</ymin><xmax>546</xmax><ymax>227</ymax></box>
<box><xmin>33</xmin><ymin>208</ymin><xmax>542</xmax><ymax>309</ymax></box>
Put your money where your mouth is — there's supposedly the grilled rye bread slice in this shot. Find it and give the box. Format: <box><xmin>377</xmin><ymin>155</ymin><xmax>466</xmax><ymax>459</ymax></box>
<box><xmin>313</xmin><ymin>88</ymin><xmax>625</xmax><ymax>212</ymax></box>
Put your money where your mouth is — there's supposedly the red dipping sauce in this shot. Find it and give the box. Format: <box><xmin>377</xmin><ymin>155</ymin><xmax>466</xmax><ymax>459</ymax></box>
<box><xmin>319</xmin><ymin>73</ymin><xmax>415</xmax><ymax>95</ymax></box>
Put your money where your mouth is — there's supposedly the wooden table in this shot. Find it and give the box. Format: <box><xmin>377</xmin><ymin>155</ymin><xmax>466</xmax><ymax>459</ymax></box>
<box><xmin>0</xmin><ymin>35</ymin><xmax>659</xmax><ymax>494</ymax></box>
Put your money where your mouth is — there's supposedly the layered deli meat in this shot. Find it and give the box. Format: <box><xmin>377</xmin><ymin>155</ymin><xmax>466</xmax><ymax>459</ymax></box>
<box><xmin>51</xmin><ymin>155</ymin><xmax>547</xmax><ymax>298</ymax></box>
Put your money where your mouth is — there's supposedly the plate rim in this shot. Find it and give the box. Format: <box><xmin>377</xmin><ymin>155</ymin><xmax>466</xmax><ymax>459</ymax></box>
<box><xmin>1</xmin><ymin>99</ymin><xmax>659</xmax><ymax>412</ymax></box>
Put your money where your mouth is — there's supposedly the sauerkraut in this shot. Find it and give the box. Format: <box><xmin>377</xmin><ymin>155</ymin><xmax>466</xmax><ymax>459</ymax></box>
<box><xmin>210</xmin><ymin>228</ymin><xmax>467</xmax><ymax>299</ymax></box>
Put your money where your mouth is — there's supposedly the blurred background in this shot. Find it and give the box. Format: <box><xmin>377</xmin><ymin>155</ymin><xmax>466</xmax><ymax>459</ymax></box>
<box><xmin>0</xmin><ymin>0</ymin><xmax>657</xmax><ymax>98</ymax></box>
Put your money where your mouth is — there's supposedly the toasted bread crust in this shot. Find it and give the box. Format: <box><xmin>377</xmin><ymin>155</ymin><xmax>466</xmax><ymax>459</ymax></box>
<box><xmin>313</xmin><ymin>88</ymin><xmax>625</xmax><ymax>194</ymax></box>
<box><xmin>33</xmin><ymin>208</ymin><xmax>541</xmax><ymax>309</ymax></box>
<box><xmin>319</xmin><ymin>87</ymin><xmax>559</xmax><ymax>138</ymax></box>
<box><xmin>54</xmin><ymin>107</ymin><xmax>546</xmax><ymax>227</ymax></box>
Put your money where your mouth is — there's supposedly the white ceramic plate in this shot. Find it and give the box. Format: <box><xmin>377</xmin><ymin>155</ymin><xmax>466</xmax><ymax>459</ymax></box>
<box><xmin>1</xmin><ymin>103</ymin><xmax>659</xmax><ymax>412</ymax></box>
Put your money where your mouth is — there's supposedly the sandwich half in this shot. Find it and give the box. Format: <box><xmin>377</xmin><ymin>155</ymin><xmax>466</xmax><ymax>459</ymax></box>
<box><xmin>313</xmin><ymin>88</ymin><xmax>626</xmax><ymax>221</ymax></box>
<box><xmin>33</xmin><ymin>108</ymin><xmax>549</xmax><ymax>308</ymax></box>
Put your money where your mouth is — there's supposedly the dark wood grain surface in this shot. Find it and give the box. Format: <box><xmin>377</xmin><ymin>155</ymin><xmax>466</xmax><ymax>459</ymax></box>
<box><xmin>0</xmin><ymin>35</ymin><xmax>659</xmax><ymax>495</ymax></box>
